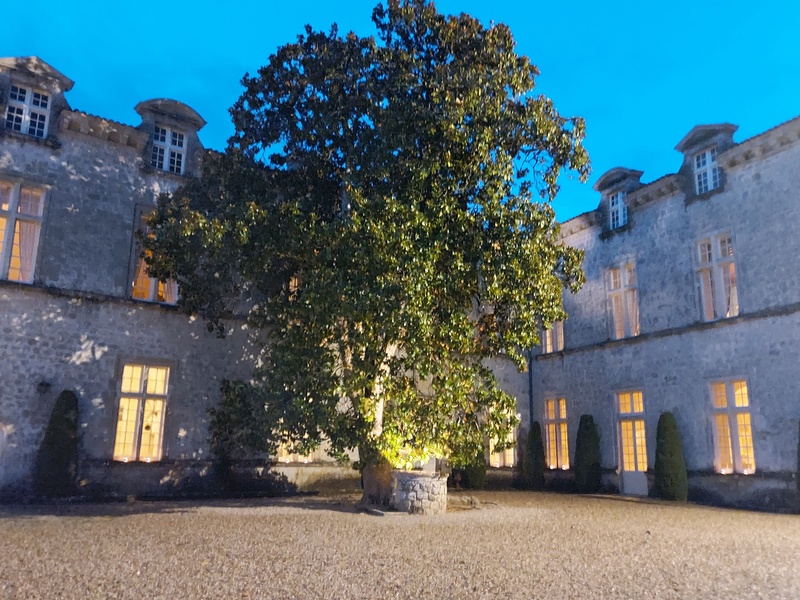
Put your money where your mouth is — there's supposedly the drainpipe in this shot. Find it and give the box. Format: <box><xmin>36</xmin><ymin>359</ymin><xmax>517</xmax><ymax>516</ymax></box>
<box><xmin>527</xmin><ymin>348</ymin><xmax>536</xmax><ymax>428</ymax></box>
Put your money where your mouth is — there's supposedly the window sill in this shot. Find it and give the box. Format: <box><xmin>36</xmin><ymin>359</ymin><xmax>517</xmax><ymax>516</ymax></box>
<box><xmin>685</xmin><ymin>184</ymin><xmax>724</xmax><ymax>206</ymax></box>
<box><xmin>599</xmin><ymin>221</ymin><xmax>633</xmax><ymax>241</ymax></box>
<box><xmin>0</xmin><ymin>127</ymin><xmax>60</xmax><ymax>149</ymax></box>
<box><xmin>139</xmin><ymin>164</ymin><xmax>191</xmax><ymax>181</ymax></box>
<box><xmin>129</xmin><ymin>296</ymin><xmax>179</xmax><ymax>309</ymax></box>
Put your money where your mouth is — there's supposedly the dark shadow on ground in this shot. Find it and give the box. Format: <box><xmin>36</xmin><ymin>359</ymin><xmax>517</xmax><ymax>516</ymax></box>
<box><xmin>0</xmin><ymin>491</ymin><xmax>369</xmax><ymax>520</ymax></box>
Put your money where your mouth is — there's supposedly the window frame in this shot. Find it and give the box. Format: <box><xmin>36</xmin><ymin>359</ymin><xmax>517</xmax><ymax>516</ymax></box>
<box><xmin>695</xmin><ymin>232</ymin><xmax>738</xmax><ymax>322</ymax></box>
<box><xmin>488</xmin><ymin>427</ymin><xmax>516</xmax><ymax>468</ymax></box>
<box><xmin>606</xmin><ymin>261</ymin><xmax>640</xmax><ymax>340</ymax></box>
<box><xmin>129</xmin><ymin>208</ymin><xmax>178</xmax><ymax>305</ymax></box>
<box><xmin>150</xmin><ymin>125</ymin><xmax>186</xmax><ymax>175</ymax></box>
<box><xmin>694</xmin><ymin>147</ymin><xmax>721</xmax><ymax>195</ymax></box>
<box><xmin>607</xmin><ymin>190</ymin><xmax>628</xmax><ymax>230</ymax></box>
<box><xmin>112</xmin><ymin>360</ymin><xmax>172</xmax><ymax>463</ymax></box>
<box><xmin>708</xmin><ymin>379</ymin><xmax>756</xmax><ymax>475</ymax></box>
<box><xmin>543</xmin><ymin>397</ymin><xmax>570</xmax><ymax>470</ymax></box>
<box><xmin>276</xmin><ymin>442</ymin><xmax>324</xmax><ymax>464</ymax></box>
<box><xmin>541</xmin><ymin>321</ymin><xmax>564</xmax><ymax>353</ymax></box>
<box><xmin>4</xmin><ymin>83</ymin><xmax>51</xmax><ymax>139</ymax></box>
<box><xmin>616</xmin><ymin>390</ymin><xmax>648</xmax><ymax>473</ymax></box>
<box><xmin>0</xmin><ymin>180</ymin><xmax>46</xmax><ymax>283</ymax></box>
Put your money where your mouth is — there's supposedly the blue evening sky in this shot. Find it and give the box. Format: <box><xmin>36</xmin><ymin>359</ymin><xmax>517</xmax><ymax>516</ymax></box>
<box><xmin>5</xmin><ymin>0</ymin><xmax>799</xmax><ymax>221</ymax></box>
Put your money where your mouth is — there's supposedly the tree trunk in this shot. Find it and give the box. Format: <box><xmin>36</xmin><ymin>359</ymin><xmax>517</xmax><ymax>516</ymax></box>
<box><xmin>359</xmin><ymin>456</ymin><xmax>393</xmax><ymax>507</ymax></box>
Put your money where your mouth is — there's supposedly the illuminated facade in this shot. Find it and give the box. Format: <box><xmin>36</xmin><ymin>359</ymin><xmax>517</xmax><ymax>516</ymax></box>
<box><xmin>531</xmin><ymin>118</ymin><xmax>800</xmax><ymax>508</ymax></box>
<box><xmin>0</xmin><ymin>57</ymin><xmax>256</xmax><ymax>498</ymax></box>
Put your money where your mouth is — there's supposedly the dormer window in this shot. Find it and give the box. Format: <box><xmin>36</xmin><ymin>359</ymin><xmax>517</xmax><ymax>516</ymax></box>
<box><xmin>694</xmin><ymin>148</ymin><xmax>720</xmax><ymax>194</ymax></box>
<box><xmin>608</xmin><ymin>191</ymin><xmax>627</xmax><ymax>229</ymax></box>
<box><xmin>150</xmin><ymin>125</ymin><xmax>185</xmax><ymax>175</ymax></box>
<box><xmin>4</xmin><ymin>84</ymin><xmax>50</xmax><ymax>138</ymax></box>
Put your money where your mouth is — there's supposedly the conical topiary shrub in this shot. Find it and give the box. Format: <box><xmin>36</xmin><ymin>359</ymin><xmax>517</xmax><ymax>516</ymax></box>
<box><xmin>573</xmin><ymin>414</ymin><xmax>601</xmax><ymax>493</ymax></box>
<box><xmin>524</xmin><ymin>422</ymin><xmax>546</xmax><ymax>490</ymax></box>
<box><xmin>33</xmin><ymin>390</ymin><xmax>79</xmax><ymax>498</ymax></box>
<box><xmin>458</xmin><ymin>450</ymin><xmax>487</xmax><ymax>490</ymax></box>
<box><xmin>654</xmin><ymin>411</ymin><xmax>688</xmax><ymax>501</ymax></box>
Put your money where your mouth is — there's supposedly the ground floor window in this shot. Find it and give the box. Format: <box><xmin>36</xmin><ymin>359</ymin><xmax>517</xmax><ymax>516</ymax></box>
<box><xmin>276</xmin><ymin>442</ymin><xmax>324</xmax><ymax>464</ymax></box>
<box><xmin>113</xmin><ymin>362</ymin><xmax>170</xmax><ymax>462</ymax></box>
<box><xmin>544</xmin><ymin>397</ymin><xmax>569</xmax><ymax>469</ymax></box>
<box><xmin>710</xmin><ymin>380</ymin><xmax>755</xmax><ymax>474</ymax></box>
<box><xmin>489</xmin><ymin>428</ymin><xmax>516</xmax><ymax>468</ymax></box>
<box><xmin>617</xmin><ymin>390</ymin><xmax>647</xmax><ymax>472</ymax></box>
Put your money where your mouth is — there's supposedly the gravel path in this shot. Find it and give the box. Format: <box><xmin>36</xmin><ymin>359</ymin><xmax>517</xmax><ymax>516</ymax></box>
<box><xmin>1</xmin><ymin>491</ymin><xmax>799</xmax><ymax>599</ymax></box>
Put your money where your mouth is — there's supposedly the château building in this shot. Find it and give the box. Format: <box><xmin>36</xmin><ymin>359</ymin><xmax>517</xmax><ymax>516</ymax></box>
<box><xmin>530</xmin><ymin>117</ymin><xmax>800</xmax><ymax>508</ymax></box>
<box><xmin>1</xmin><ymin>56</ymin><xmax>797</xmax><ymax>509</ymax></box>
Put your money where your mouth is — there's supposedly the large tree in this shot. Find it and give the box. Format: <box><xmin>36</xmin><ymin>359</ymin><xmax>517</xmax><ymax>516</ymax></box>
<box><xmin>146</xmin><ymin>0</ymin><xmax>589</xmax><ymax>505</ymax></box>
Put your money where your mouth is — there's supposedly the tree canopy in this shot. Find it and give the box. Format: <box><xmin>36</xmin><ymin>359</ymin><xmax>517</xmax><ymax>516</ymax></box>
<box><xmin>146</xmin><ymin>0</ymin><xmax>589</xmax><ymax>483</ymax></box>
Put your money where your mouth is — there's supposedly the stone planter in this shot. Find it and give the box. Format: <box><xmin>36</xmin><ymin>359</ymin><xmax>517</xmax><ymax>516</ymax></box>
<box><xmin>391</xmin><ymin>470</ymin><xmax>448</xmax><ymax>515</ymax></box>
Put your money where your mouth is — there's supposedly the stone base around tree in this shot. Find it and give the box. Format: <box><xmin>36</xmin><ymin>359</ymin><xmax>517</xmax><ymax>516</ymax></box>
<box><xmin>391</xmin><ymin>470</ymin><xmax>448</xmax><ymax>515</ymax></box>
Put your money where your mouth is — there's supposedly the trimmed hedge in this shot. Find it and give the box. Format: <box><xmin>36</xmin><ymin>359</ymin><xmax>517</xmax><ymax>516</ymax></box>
<box><xmin>33</xmin><ymin>390</ymin><xmax>79</xmax><ymax>498</ymax></box>
<box><xmin>654</xmin><ymin>412</ymin><xmax>688</xmax><ymax>501</ymax></box>
<box><xmin>524</xmin><ymin>422</ymin><xmax>546</xmax><ymax>490</ymax></box>
<box><xmin>457</xmin><ymin>451</ymin><xmax>487</xmax><ymax>489</ymax></box>
<box><xmin>573</xmin><ymin>414</ymin><xmax>601</xmax><ymax>493</ymax></box>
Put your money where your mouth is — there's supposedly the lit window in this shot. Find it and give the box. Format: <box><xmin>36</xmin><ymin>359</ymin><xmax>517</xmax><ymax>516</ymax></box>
<box><xmin>0</xmin><ymin>181</ymin><xmax>44</xmax><ymax>283</ymax></box>
<box><xmin>709</xmin><ymin>380</ymin><xmax>755</xmax><ymax>475</ymax></box>
<box><xmin>131</xmin><ymin>213</ymin><xmax>178</xmax><ymax>304</ymax></box>
<box><xmin>113</xmin><ymin>363</ymin><xmax>170</xmax><ymax>462</ymax></box>
<box><xmin>694</xmin><ymin>148</ymin><xmax>721</xmax><ymax>194</ymax></box>
<box><xmin>608</xmin><ymin>191</ymin><xmax>628</xmax><ymax>229</ymax></box>
<box><xmin>288</xmin><ymin>274</ymin><xmax>301</xmax><ymax>302</ymax></box>
<box><xmin>607</xmin><ymin>262</ymin><xmax>640</xmax><ymax>339</ymax></box>
<box><xmin>4</xmin><ymin>84</ymin><xmax>50</xmax><ymax>138</ymax></box>
<box><xmin>617</xmin><ymin>391</ymin><xmax>647</xmax><ymax>472</ymax></box>
<box><xmin>544</xmin><ymin>398</ymin><xmax>569</xmax><ymax>470</ymax></box>
<box><xmin>541</xmin><ymin>321</ymin><xmax>564</xmax><ymax>353</ymax></box>
<box><xmin>150</xmin><ymin>125</ymin><xmax>185</xmax><ymax>175</ymax></box>
<box><xmin>489</xmin><ymin>428</ymin><xmax>516</xmax><ymax>468</ymax></box>
<box><xmin>276</xmin><ymin>442</ymin><xmax>323</xmax><ymax>464</ymax></box>
<box><xmin>696</xmin><ymin>233</ymin><xmax>738</xmax><ymax>321</ymax></box>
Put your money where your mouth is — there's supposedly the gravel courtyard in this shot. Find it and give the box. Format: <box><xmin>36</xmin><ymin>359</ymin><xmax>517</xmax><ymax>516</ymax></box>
<box><xmin>1</xmin><ymin>491</ymin><xmax>799</xmax><ymax>599</ymax></box>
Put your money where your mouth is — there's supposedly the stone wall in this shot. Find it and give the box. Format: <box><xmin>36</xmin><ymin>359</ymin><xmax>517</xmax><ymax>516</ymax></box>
<box><xmin>0</xmin><ymin>283</ymin><xmax>253</xmax><ymax>496</ymax></box>
<box><xmin>526</xmin><ymin>122</ymin><xmax>800</xmax><ymax>506</ymax></box>
<box><xmin>391</xmin><ymin>470</ymin><xmax>448</xmax><ymax>515</ymax></box>
<box><xmin>0</xmin><ymin>66</ymin><xmax>266</xmax><ymax>498</ymax></box>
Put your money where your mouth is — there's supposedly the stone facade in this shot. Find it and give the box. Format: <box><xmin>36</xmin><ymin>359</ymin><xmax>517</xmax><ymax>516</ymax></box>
<box><xmin>3</xmin><ymin>56</ymin><xmax>797</xmax><ymax>509</ymax></box>
<box><xmin>528</xmin><ymin>117</ymin><xmax>800</xmax><ymax>509</ymax></box>
<box><xmin>0</xmin><ymin>57</ymin><xmax>258</xmax><ymax>498</ymax></box>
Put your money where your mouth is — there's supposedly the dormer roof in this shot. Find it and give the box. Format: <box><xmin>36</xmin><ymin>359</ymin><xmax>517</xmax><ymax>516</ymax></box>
<box><xmin>135</xmin><ymin>98</ymin><xmax>206</xmax><ymax>131</ymax></box>
<box><xmin>0</xmin><ymin>56</ymin><xmax>74</xmax><ymax>92</ymax></box>
<box><xmin>675</xmin><ymin>123</ymin><xmax>738</xmax><ymax>154</ymax></box>
<box><xmin>593</xmin><ymin>167</ymin><xmax>644</xmax><ymax>193</ymax></box>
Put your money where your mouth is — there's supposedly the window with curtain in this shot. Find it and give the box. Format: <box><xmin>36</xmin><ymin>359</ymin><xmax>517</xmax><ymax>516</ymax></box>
<box><xmin>0</xmin><ymin>181</ymin><xmax>44</xmax><ymax>283</ymax></box>
<box><xmin>617</xmin><ymin>390</ymin><xmax>647</xmax><ymax>472</ymax></box>
<box><xmin>113</xmin><ymin>362</ymin><xmax>170</xmax><ymax>463</ymax></box>
<box><xmin>541</xmin><ymin>321</ymin><xmax>564</xmax><ymax>353</ymax></box>
<box><xmin>489</xmin><ymin>428</ymin><xmax>516</xmax><ymax>468</ymax></box>
<box><xmin>544</xmin><ymin>397</ymin><xmax>569</xmax><ymax>470</ymax></box>
<box><xmin>131</xmin><ymin>211</ymin><xmax>178</xmax><ymax>304</ymax></box>
<box><xmin>607</xmin><ymin>262</ymin><xmax>640</xmax><ymax>339</ymax></box>
<box><xmin>696</xmin><ymin>233</ymin><xmax>738</xmax><ymax>321</ymax></box>
<box><xmin>709</xmin><ymin>380</ymin><xmax>756</xmax><ymax>474</ymax></box>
